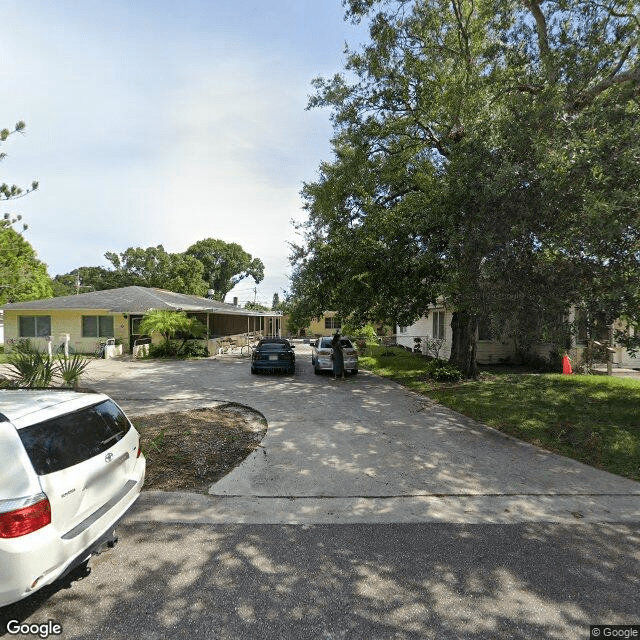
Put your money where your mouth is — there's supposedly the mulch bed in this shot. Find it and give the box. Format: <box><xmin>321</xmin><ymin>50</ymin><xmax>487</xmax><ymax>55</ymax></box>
<box><xmin>133</xmin><ymin>404</ymin><xmax>267</xmax><ymax>493</ymax></box>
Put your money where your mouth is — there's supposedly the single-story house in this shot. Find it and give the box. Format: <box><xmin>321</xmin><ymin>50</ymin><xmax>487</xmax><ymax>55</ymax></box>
<box><xmin>2</xmin><ymin>286</ymin><xmax>282</xmax><ymax>355</ymax></box>
<box><xmin>396</xmin><ymin>302</ymin><xmax>640</xmax><ymax>368</ymax></box>
<box><xmin>396</xmin><ymin>303</ymin><xmax>514</xmax><ymax>364</ymax></box>
<box><xmin>278</xmin><ymin>311</ymin><xmax>342</xmax><ymax>338</ymax></box>
<box><xmin>304</xmin><ymin>312</ymin><xmax>343</xmax><ymax>337</ymax></box>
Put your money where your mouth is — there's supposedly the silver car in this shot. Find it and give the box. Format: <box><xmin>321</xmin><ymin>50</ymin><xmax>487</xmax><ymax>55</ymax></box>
<box><xmin>0</xmin><ymin>389</ymin><xmax>145</xmax><ymax>606</ymax></box>
<box><xmin>311</xmin><ymin>336</ymin><xmax>359</xmax><ymax>375</ymax></box>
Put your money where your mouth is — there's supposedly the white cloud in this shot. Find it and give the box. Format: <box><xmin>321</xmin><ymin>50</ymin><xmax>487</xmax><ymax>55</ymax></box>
<box><xmin>1</xmin><ymin>0</ymin><xmax>363</xmax><ymax>303</ymax></box>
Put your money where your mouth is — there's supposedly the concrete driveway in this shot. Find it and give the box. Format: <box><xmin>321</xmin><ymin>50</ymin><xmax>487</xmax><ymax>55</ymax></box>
<box><xmin>2</xmin><ymin>345</ymin><xmax>639</xmax><ymax>639</ymax></box>
<box><xmin>77</xmin><ymin>344</ymin><xmax>640</xmax><ymax>525</ymax></box>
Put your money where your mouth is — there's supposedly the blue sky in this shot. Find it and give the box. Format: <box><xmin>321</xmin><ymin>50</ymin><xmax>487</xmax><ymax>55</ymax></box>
<box><xmin>1</xmin><ymin>0</ymin><xmax>366</xmax><ymax>305</ymax></box>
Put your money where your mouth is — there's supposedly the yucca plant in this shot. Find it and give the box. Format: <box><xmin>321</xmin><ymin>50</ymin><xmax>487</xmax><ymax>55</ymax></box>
<box><xmin>56</xmin><ymin>353</ymin><xmax>91</xmax><ymax>388</ymax></box>
<box><xmin>4</xmin><ymin>350</ymin><xmax>91</xmax><ymax>388</ymax></box>
<box><xmin>6</xmin><ymin>350</ymin><xmax>57</xmax><ymax>387</ymax></box>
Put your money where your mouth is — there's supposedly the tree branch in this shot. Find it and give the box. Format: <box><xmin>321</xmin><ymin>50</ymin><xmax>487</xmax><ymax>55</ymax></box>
<box><xmin>608</xmin><ymin>45</ymin><xmax>632</xmax><ymax>80</ymax></box>
<box><xmin>414</xmin><ymin>120</ymin><xmax>451</xmax><ymax>158</ymax></box>
<box><xmin>524</xmin><ymin>0</ymin><xmax>558</xmax><ymax>83</ymax></box>
<box><xmin>592</xmin><ymin>2</ymin><xmax>640</xmax><ymax>29</ymax></box>
<box><xmin>570</xmin><ymin>64</ymin><xmax>640</xmax><ymax>112</ymax></box>
<box><xmin>491</xmin><ymin>83</ymin><xmax>545</xmax><ymax>103</ymax></box>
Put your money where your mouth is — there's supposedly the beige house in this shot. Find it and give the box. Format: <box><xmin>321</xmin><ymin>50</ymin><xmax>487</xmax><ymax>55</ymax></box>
<box><xmin>280</xmin><ymin>311</ymin><xmax>342</xmax><ymax>338</ymax></box>
<box><xmin>2</xmin><ymin>286</ymin><xmax>281</xmax><ymax>355</ymax></box>
<box><xmin>304</xmin><ymin>312</ymin><xmax>342</xmax><ymax>337</ymax></box>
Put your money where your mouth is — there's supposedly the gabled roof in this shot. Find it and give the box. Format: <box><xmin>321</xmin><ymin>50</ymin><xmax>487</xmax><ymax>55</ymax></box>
<box><xmin>1</xmin><ymin>286</ymin><xmax>275</xmax><ymax>316</ymax></box>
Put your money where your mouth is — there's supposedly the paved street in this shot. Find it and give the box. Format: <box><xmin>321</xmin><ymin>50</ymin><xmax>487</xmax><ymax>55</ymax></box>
<box><xmin>1</xmin><ymin>346</ymin><xmax>639</xmax><ymax>639</ymax></box>
<box><xmin>2</xmin><ymin>522</ymin><xmax>639</xmax><ymax>640</ymax></box>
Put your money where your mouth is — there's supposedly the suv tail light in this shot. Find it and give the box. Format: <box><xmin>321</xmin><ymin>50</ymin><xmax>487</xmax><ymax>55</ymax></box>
<box><xmin>0</xmin><ymin>493</ymin><xmax>51</xmax><ymax>538</ymax></box>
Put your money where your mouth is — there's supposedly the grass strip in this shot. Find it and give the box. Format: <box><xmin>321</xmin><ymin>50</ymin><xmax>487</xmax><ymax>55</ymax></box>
<box><xmin>360</xmin><ymin>345</ymin><xmax>640</xmax><ymax>481</ymax></box>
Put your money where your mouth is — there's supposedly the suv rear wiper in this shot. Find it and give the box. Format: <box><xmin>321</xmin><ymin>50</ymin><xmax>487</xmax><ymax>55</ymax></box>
<box><xmin>101</xmin><ymin>431</ymin><xmax>124</xmax><ymax>446</ymax></box>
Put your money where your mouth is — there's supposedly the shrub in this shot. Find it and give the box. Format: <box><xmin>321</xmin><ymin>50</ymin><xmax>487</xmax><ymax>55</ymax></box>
<box><xmin>181</xmin><ymin>341</ymin><xmax>209</xmax><ymax>358</ymax></box>
<box><xmin>423</xmin><ymin>358</ymin><xmax>463</xmax><ymax>382</ymax></box>
<box><xmin>519</xmin><ymin>350</ymin><xmax>562</xmax><ymax>373</ymax></box>
<box><xmin>140</xmin><ymin>310</ymin><xmax>208</xmax><ymax>358</ymax></box>
<box><xmin>12</xmin><ymin>338</ymin><xmax>34</xmax><ymax>354</ymax></box>
<box><xmin>342</xmin><ymin>321</ymin><xmax>377</xmax><ymax>341</ymax></box>
<box><xmin>148</xmin><ymin>341</ymin><xmax>180</xmax><ymax>359</ymax></box>
<box><xmin>6</xmin><ymin>350</ymin><xmax>57</xmax><ymax>387</ymax></box>
<box><xmin>147</xmin><ymin>340</ymin><xmax>208</xmax><ymax>359</ymax></box>
<box><xmin>423</xmin><ymin>337</ymin><xmax>446</xmax><ymax>360</ymax></box>
<box><xmin>1</xmin><ymin>351</ymin><xmax>90</xmax><ymax>387</ymax></box>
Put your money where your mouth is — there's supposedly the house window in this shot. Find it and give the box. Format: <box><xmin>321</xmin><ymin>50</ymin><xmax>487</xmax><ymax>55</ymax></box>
<box><xmin>82</xmin><ymin>316</ymin><xmax>114</xmax><ymax>338</ymax></box>
<box><xmin>325</xmin><ymin>316</ymin><xmax>341</xmax><ymax>330</ymax></box>
<box><xmin>432</xmin><ymin>311</ymin><xmax>446</xmax><ymax>340</ymax></box>
<box><xmin>399</xmin><ymin>326</ymin><xmax>408</xmax><ymax>334</ymax></box>
<box><xmin>19</xmin><ymin>316</ymin><xmax>51</xmax><ymax>338</ymax></box>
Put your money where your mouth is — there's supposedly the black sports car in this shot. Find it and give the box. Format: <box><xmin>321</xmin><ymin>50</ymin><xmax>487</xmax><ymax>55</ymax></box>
<box><xmin>250</xmin><ymin>338</ymin><xmax>296</xmax><ymax>374</ymax></box>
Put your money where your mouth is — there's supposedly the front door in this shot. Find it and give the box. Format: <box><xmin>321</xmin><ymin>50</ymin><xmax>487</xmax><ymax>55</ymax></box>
<box><xmin>129</xmin><ymin>315</ymin><xmax>147</xmax><ymax>352</ymax></box>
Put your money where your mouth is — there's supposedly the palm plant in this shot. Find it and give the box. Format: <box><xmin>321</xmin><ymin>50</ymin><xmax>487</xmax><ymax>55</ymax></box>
<box><xmin>4</xmin><ymin>350</ymin><xmax>91</xmax><ymax>388</ymax></box>
<box><xmin>6</xmin><ymin>350</ymin><xmax>57</xmax><ymax>387</ymax></box>
<box><xmin>56</xmin><ymin>353</ymin><xmax>91</xmax><ymax>388</ymax></box>
<box><xmin>139</xmin><ymin>310</ymin><xmax>207</xmax><ymax>357</ymax></box>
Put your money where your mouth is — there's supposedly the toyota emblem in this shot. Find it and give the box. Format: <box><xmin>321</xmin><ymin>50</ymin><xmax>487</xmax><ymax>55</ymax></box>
<box><xmin>105</xmin><ymin>452</ymin><xmax>114</xmax><ymax>463</ymax></box>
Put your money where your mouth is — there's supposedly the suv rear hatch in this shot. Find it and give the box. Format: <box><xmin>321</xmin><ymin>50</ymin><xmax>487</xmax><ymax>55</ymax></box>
<box><xmin>15</xmin><ymin>399</ymin><xmax>141</xmax><ymax>538</ymax></box>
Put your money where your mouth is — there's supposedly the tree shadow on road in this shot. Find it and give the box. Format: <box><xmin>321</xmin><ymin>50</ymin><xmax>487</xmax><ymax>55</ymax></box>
<box><xmin>2</xmin><ymin>521</ymin><xmax>639</xmax><ymax>639</ymax></box>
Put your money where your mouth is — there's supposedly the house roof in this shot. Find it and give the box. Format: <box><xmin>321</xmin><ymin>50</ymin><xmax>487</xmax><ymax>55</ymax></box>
<box><xmin>1</xmin><ymin>286</ymin><xmax>277</xmax><ymax>316</ymax></box>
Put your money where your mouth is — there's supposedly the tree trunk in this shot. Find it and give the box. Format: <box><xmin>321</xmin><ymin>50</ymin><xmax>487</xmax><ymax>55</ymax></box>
<box><xmin>449</xmin><ymin>310</ymin><xmax>478</xmax><ymax>378</ymax></box>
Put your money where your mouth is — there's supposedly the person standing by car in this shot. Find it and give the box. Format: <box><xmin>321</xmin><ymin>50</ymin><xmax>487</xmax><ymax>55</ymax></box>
<box><xmin>331</xmin><ymin>331</ymin><xmax>345</xmax><ymax>380</ymax></box>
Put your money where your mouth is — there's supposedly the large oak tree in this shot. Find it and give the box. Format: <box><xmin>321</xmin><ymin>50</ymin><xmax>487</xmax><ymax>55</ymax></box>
<box><xmin>292</xmin><ymin>0</ymin><xmax>640</xmax><ymax>376</ymax></box>
<box><xmin>185</xmin><ymin>238</ymin><xmax>265</xmax><ymax>302</ymax></box>
<box><xmin>54</xmin><ymin>239</ymin><xmax>266</xmax><ymax>302</ymax></box>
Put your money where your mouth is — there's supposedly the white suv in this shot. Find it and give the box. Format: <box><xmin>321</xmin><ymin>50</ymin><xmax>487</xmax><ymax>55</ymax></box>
<box><xmin>0</xmin><ymin>389</ymin><xmax>145</xmax><ymax>607</ymax></box>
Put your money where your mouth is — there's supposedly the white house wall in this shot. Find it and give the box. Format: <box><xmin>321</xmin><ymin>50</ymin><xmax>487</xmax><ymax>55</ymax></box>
<box><xmin>397</xmin><ymin>309</ymin><xmax>518</xmax><ymax>364</ymax></box>
<box><xmin>613</xmin><ymin>324</ymin><xmax>640</xmax><ymax>368</ymax></box>
<box><xmin>396</xmin><ymin>312</ymin><xmax>454</xmax><ymax>359</ymax></box>
<box><xmin>397</xmin><ymin>307</ymin><xmax>640</xmax><ymax>369</ymax></box>
<box><xmin>616</xmin><ymin>348</ymin><xmax>640</xmax><ymax>368</ymax></box>
<box><xmin>476</xmin><ymin>340</ymin><xmax>516</xmax><ymax>364</ymax></box>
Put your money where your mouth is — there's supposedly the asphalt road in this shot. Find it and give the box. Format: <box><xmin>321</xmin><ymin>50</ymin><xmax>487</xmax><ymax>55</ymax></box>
<box><xmin>2</xmin><ymin>522</ymin><xmax>639</xmax><ymax>640</ymax></box>
<box><xmin>1</xmin><ymin>346</ymin><xmax>639</xmax><ymax>639</ymax></box>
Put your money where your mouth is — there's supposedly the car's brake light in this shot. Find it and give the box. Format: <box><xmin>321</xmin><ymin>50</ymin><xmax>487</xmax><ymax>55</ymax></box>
<box><xmin>137</xmin><ymin>444</ymin><xmax>142</xmax><ymax>458</ymax></box>
<box><xmin>0</xmin><ymin>494</ymin><xmax>51</xmax><ymax>538</ymax></box>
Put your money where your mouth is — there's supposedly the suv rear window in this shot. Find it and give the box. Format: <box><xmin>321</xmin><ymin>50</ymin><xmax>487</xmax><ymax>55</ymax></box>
<box><xmin>18</xmin><ymin>400</ymin><xmax>132</xmax><ymax>475</ymax></box>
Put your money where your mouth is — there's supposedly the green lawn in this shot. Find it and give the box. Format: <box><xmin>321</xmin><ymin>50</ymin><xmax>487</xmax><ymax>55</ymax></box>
<box><xmin>360</xmin><ymin>345</ymin><xmax>640</xmax><ymax>481</ymax></box>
